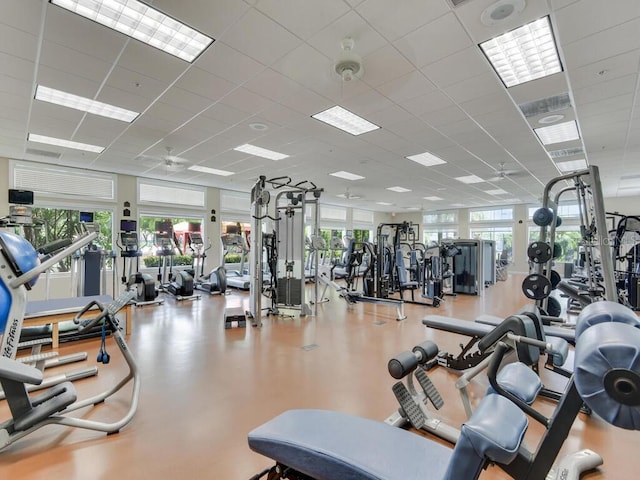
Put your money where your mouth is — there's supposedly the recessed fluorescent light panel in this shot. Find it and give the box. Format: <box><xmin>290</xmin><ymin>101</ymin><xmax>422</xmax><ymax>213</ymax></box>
<box><xmin>376</xmin><ymin>202</ymin><xmax>393</xmax><ymax>206</ymax></box>
<box><xmin>534</xmin><ymin>120</ymin><xmax>579</xmax><ymax>145</ymax></box>
<box><xmin>406</xmin><ymin>152</ymin><xmax>446</xmax><ymax>167</ymax></box>
<box><xmin>406</xmin><ymin>207</ymin><xmax>420</xmax><ymax>211</ymax></box>
<box><xmin>188</xmin><ymin>165</ymin><xmax>234</xmax><ymax>176</ymax></box>
<box><xmin>50</xmin><ymin>0</ymin><xmax>214</xmax><ymax>63</ymax></box>
<box><xmin>548</xmin><ymin>147</ymin><xmax>584</xmax><ymax>158</ymax></box>
<box><xmin>35</xmin><ymin>85</ymin><xmax>139</xmax><ymax>122</ymax></box>
<box><xmin>423</xmin><ymin>196</ymin><xmax>443</xmax><ymax>201</ymax></box>
<box><xmin>555</xmin><ymin>159</ymin><xmax>587</xmax><ymax>173</ymax></box>
<box><xmin>234</xmin><ymin>144</ymin><xmax>289</xmax><ymax>161</ymax></box>
<box><xmin>386</xmin><ymin>186</ymin><xmax>411</xmax><ymax>193</ymax></box>
<box><xmin>312</xmin><ymin>106</ymin><xmax>380</xmax><ymax>136</ymax></box>
<box><xmin>330</xmin><ymin>170</ymin><xmax>365</xmax><ymax>181</ymax></box>
<box><xmin>480</xmin><ymin>16</ymin><xmax>562</xmax><ymax>88</ymax></box>
<box><xmin>455</xmin><ymin>175</ymin><xmax>484</xmax><ymax>184</ymax></box>
<box><xmin>485</xmin><ymin>189</ymin><xmax>508</xmax><ymax>195</ymax></box>
<box><xmin>27</xmin><ymin>133</ymin><xmax>104</xmax><ymax>153</ymax></box>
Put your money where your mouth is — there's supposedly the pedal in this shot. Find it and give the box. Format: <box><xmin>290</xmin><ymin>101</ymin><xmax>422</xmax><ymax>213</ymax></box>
<box><xmin>392</xmin><ymin>382</ymin><xmax>425</xmax><ymax>429</ymax></box>
<box><xmin>415</xmin><ymin>368</ymin><xmax>444</xmax><ymax>410</ymax></box>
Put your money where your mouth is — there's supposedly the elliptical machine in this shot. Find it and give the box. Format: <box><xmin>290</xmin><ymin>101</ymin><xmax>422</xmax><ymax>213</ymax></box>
<box><xmin>187</xmin><ymin>231</ymin><xmax>226</xmax><ymax>295</ymax></box>
<box><xmin>154</xmin><ymin>221</ymin><xmax>199</xmax><ymax>301</ymax></box>
<box><xmin>117</xmin><ymin>220</ymin><xmax>162</xmax><ymax>306</ymax></box>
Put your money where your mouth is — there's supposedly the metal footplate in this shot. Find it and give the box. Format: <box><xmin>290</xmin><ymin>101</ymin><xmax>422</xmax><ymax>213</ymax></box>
<box><xmin>415</xmin><ymin>368</ymin><xmax>444</xmax><ymax>410</ymax></box>
<box><xmin>108</xmin><ymin>291</ymin><xmax>137</xmax><ymax>315</ymax></box>
<box><xmin>391</xmin><ymin>382</ymin><xmax>425</xmax><ymax>429</ymax></box>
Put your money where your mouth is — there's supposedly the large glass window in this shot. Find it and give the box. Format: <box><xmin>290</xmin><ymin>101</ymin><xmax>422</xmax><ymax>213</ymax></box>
<box><xmin>528</xmin><ymin>203</ymin><xmax>581</xmax><ymax>220</ymax></box>
<box><xmin>139</xmin><ymin>214</ymin><xmax>203</xmax><ymax>268</ymax></box>
<box><xmin>528</xmin><ymin>226</ymin><xmax>582</xmax><ymax>263</ymax></box>
<box><xmin>221</xmin><ymin>221</ymin><xmax>250</xmax><ymax>267</ymax></box>
<box><xmin>470</xmin><ymin>207</ymin><xmax>513</xmax><ymax>222</ymax></box>
<box><xmin>424</xmin><ymin>210</ymin><xmax>457</xmax><ymax>224</ymax></box>
<box><xmin>470</xmin><ymin>226</ymin><xmax>513</xmax><ymax>260</ymax></box>
<box><xmin>28</xmin><ymin>207</ymin><xmax>113</xmax><ymax>271</ymax></box>
<box><xmin>423</xmin><ymin>229</ymin><xmax>458</xmax><ymax>245</ymax></box>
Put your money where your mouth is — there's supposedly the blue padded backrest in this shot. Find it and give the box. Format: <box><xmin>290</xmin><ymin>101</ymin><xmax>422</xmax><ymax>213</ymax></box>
<box><xmin>0</xmin><ymin>232</ymin><xmax>40</xmax><ymax>288</ymax></box>
<box><xmin>443</xmin><ymin>394</ymin><xmax>528</xmax><ymax>479</ymax></box>
<box><xmin>396</xmin><ymin>249</ymin><xmax>408</xmax><ymax>284</ymax></box>
<box><xmin>0</xmin><ymin>280</ymin><xmax>10</xmax><ymax>334</ymax></box>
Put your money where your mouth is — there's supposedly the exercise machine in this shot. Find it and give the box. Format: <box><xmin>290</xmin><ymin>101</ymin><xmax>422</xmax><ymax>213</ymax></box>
<box><xmin>154</xmin><ymin>221</ymin><xmax>200</xmax><ymax>301</ymax></box>
<box><xmin>117</xmin><ymin>219</ymin><xmax>162</xmax><ymax>306</ymax></box>
<box><xmin>0</xmin><ymin>231</ymin><xmax>140</xmax><ymax>451</ymax></box>
<box><xmin>248</xmin><ymin>300</ymin><xmax>639</xmax><ymax>479</ymax></box>
<box><xmin>221</xmin><ymin>232</ymin><xmax>251</xmax><ymax>290</ymax></box>
<box><xmin>187</xmin><ymin>231</ymin><xmax>226</xmax><ymax>295</ymax></box>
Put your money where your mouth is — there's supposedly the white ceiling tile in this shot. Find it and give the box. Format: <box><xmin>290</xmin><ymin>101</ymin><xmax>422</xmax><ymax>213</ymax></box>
<box><xmin>105</xmin><ymin>67</ymin><xmax>172</xmax><ymax>103</ymax></box>
<box><xmin>1</xmin><ymin>0</ymin><xmax>44</xmax><ymax>35</ymax></box>
<box><xmin>421</xmin><ymin>47</ymin><xmax>492</xmax><ymax>88</ymax></box>
<box><xmin>376</xmin><ymin>71</ymin><xmax>436</xmax><ymax>104</ymax></box>
<box><xmin>158</xmin><ymin>88</ymin><xmax>213</xmax><ymax>115</ymax></box>
<box><xmin>196</xmin><ymin>42</ymin><xmax>265</xmax><ymax>83</ymax></box>
<box><xmin>357</xmin><ymin>0</ymin><xmax>451</xmax><ymax>42</ymax></box>
<box><xmin>567</xmin><ymin>50</ymin><xmax>640</xmax><ymax>90</ymax></box>
<box><xmin>459</xmin><ymin>92</ymin><xmax>513</xmax><ymax>117</ymax></box>
<box><xmin>555</xmin><ymin>0</ymin><xmax>640</xmax><ymax>46</ymax></box>
<box><xmin>0</xmin><ymin>21</ymin><xmax>38</xmax><ymax>60</ymax></box>
<box><xmin>175</xmin><ymin>68</ymin><xmax>236</xmax><ymax>102</ymax></box>
<box><xmin>0</xmin><ymin>51</ymin><xmax>35</xmax><ymax>84</ymax></box>
<box><xmin>202</xmin><ymin>102</ymin><xmax>251</xmax><ymax>125</ymax></box>
<box><xmin>399</xmin><ymin>89</ymin><xmax>455</xmax><ymax>116</ymax></box>
<box><xmin>39</xmin><ymin>42</ymin><xmax>112</xmax><ymax>83</ymax></box>
<box><xmin>138</xmin><ymin>102</ymin><xmax>196</xmax><ymax>133</ymax></box>
<box><xmin>222</xmin><ymin>87</ymin><xmax>276</xmax><ymax>114</ymax></box>
<box><xmin>561</xmin><ymin>17</ymin><xmax>640</xmax><ymax>69</ymax></box>
<box><xmin>307</xmin><ymin>10</ymin><xmax>388</xmax><ymax>59</ymax></box>
<box><xmin>421</xmin><ymin>105</ymin><xmax>468</xmax><ymax>127</ymax></box>
<box><xmin>366</xmin><ymin>105</ymin><xmax>414</xmax><ymax>127</ymax></box>
<box><xmin>222</xmin><ymin>8</ymin><xmax>301</xmax><ymax>65</ymax></box>
<box><xmin>153</xmin><ymin>0</ymin><xmax>248</xmax><ymax>39</ymax></box>
<box><xmin>0</xmin><ymin>73</ymin><xmax>31</xmax><ymax>99</ymax></box>
<box><xmin>362</xmin><ymin>45</ymin><xmax>416</xmax><ymax>87</ymax></box>
<box><xmin>117</xmin><ymin>41</ymin><xmax>188</xmax><ymax>84</ymax></box>
<box><xmin>255</xmin><ymin>0</ymin><xmax>350</xmax><ymax>40</ymax></box>
<box><xmin>578</xmin><ymin>94</ymin><xmax>635</xmax><ymax>119</ymax></box>
<box><xmin>443</xmin><ymin>72</ymin><xmax>503</xmax><ymax>104</ymax></box>
<box><xmin>342</xmin><ymin>88</ymin><xmax>394</xmax><ymax>115</ymax></box>
<box><xmin>507</xmin><ymin>72</ymin><xmax>569</xmax><ymax>105</ymax></box>
<box><xmin>258</xmin><ymin>104</ymin><xmax>308</xmax><ymax>128</ymax></box>
<box><xmin>573</xmin><ymin>74</ymin><xmax>638</xmax><ymax>106</ymax></box>
<box><xmin>394</xmin><ymin>13</ymin><xmax>473</xmax><ymax>68</ymax></box>
<box><xmin>97</xmin><ymin>85</ymin><xmax>153</xmax><ymax>113</ymax></box>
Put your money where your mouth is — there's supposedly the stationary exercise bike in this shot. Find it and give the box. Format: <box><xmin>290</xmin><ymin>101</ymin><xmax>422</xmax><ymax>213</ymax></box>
<box><xmin>0</xmin><ymin>231</ymin><xmax>140</xmax><ymax>451</ymax></box>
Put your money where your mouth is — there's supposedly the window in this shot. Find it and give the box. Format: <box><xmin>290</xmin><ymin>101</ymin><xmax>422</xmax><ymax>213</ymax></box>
<box><xmin>221</xmin><ymin>221</ymin><xmax>250</xmax><ymax>267</ymax></box>
<box><xmin>221</xmin><ymin>190</ymin><xmax>250</xmax><ymax>214</ymax></box>
<box><xmin>138</xmin><ymin>214</ymin><xmax>204</xmax><ymax>268</ymax></box>
<box><xmin>352</xmin><ymin>229</ymin><xmax>371</xmax><ymax>243</ymax></box>
<box><xmin>138</xmin><ymin>179</ymin><xmax>206</xmax><ymax>208</ymax></box>
<box><xmin>12</xmin><ymin>162</ymin><xmax>115</xmax><ymax>201</ymax></box>
<box><xmin>528</xmin><ymin>226</ymin><xmax>582</xmax><ymax>263</ymax></box>
<box><xmin>424</xmin><ymin>210</ymin><xmax>457</xmax><ymax>224</ymax></box>
<box><xmin>470</xmin><ymin>207</ymin><xmax>513</xmax><ymax>222</ymax></box>
<box><xmin>470</xmin><ymin>226</ymin><xmax>513</xmax><ymax>259</ymax></box>
<box><xmin>528</xmin><ymin>203</ymin><xmax>581</xmax><ymax>220</ymax></box>
<box><xmin>320</xmin><ymin>205</ymin><xmax>347</xmax><ymax>223</ymax></box>
<box><xmin>423</xmin><ymin>229</ymin><xmax>458</xmax><ymax>245</ymax></box>
<box><xmin>320</xmin><ymin>228</ymin><xmax>346</xmax><ymax>263</ymax></box>
<box><xmin>29</xmin><ymin>207</ymin><xmax>113</xmax><ymax>272</ymax></box>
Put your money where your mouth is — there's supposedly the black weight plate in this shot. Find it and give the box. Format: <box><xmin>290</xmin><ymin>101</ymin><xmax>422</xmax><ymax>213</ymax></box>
<box><xmin>527</xmin><ymin>241</ymin><xmax>552</xmax><ymax>264</ymax></box>
<box><xmin>553</xmin><ymin>243</ymin><xmax>562</xmax><ymax>259</ymax></box>
<box><xmin>522</xmin><ymin>273</ymin><xmax>552</xmax><ymax>300</ymax></box>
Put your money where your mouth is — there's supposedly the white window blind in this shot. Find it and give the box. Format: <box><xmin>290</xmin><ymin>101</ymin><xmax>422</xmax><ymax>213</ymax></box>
<box><xmin>139</xmin><ymin>180</ymin><xmax>205</xmax><ymax>208</ymax></box>
<box><xmin>12</xmin><ymin>162</ymin><xmax>115</xmax><ymax>200</ymax></box>
<box><xmin>423</xmin><ymin>210</ymin><xmax>457</xmax><ymax>224</ymax></box>
<box><xmin>221</xmin><ymin>190</ymin><xmax>250</xmax><ymax>213</ymax></box>
<box><xmin>353</xmin><ymin>209</ymin><xmax>374</xmax><ymax>224</ymax></box>
<box><xmin>320</xmin><ymin>205</ymin><xmax>347</xmax><ymax>222</ymax></box>
<box><xmin>469</xmin><ymin>207</ymin><xmax>513</xmax><ymax>222</ymax></box>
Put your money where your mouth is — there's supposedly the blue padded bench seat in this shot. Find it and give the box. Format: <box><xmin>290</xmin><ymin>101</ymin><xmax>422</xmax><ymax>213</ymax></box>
<box><xmin>493</xmin><ymin>363</ymin><xmax>542</xmax><ymax>405</ymax></box>
<box><xmin>248</xmin><ymin>395</ymin><xmax>527</xmax><ymax>480</ymax></box>
<box><xmin>24</xmin><ymin>295</ymin><xmax>114</xmax><ymax>318</ymax></box>
<box><xmin>476</xmin><ymin>314</ymin><xmax>576</xmax><ymax>344</ymax></box>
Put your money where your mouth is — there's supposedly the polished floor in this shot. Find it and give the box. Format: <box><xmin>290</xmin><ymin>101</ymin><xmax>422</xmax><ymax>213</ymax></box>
<box><xmin>1</xmin><ymin>275</ymin><xmax>638</xmax><ymax>479</ymax></box>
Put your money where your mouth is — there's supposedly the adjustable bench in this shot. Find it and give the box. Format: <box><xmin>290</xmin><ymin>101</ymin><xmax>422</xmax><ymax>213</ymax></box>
<box><xmin>476</xmin><ymin>313</ymin><xmax>575</xmax><ymax>344</ymax></box>
<box><xmin>249</xmin><ymin>393</ymin><xmax>527</xmax><ymax>480</ymax></box>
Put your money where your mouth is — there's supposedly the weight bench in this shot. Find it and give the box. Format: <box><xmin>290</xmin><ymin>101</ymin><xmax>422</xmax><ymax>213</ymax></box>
<box><xmin>475</xmin><ymin>313</ymin><xmax>575</xmax><ymax>344</ymax></box>
<box><xmin>22</xmin><ymin>295</ymin><xmax>132</xmax><ymax>348</ymax></box>
<box><xmin>249</xmin><ymin>393</ymin><xmax>527</xmax><ymax>480</ymax></box>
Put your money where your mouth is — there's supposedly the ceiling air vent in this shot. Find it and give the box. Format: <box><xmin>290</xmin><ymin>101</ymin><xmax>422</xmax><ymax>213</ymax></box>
<box><xmin>450</xmin><ymin>0</ymin><xmax>472</xmax><ymax>7</ymax></box>
<box><xmin>519</xmin><ymin>93</ymin><xmax>571</xmax><ymax>118</ymax></box>
<box><xmin>620</xmin><ymin>174</ymin><xmax>640</xmax><ymax>181</ymax></box>
<box><xmin>548</xmin><ymin>147</ymin><xmax>584</xmax><ymax>158</ymax></box>
<box><xmin>25</xmin><ymin>148</ymin><xmax>62</xmax><ymax>159</ymax></box>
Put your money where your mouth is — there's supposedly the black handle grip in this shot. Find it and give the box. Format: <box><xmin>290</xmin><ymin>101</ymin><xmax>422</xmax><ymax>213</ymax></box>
<box><xmin>73</xmin><ymin>300</ymin><xmax>109</xmax><ymax>332</ymax></box>
<box><xmin>388</xmin><ymin>350</ymin><xmax>419</xmax><ymax>379</ymax></box>
<box><xmin>38</xmin><ymin>238</ymin><xmax>72</xmax><ymax>255</ymax></box>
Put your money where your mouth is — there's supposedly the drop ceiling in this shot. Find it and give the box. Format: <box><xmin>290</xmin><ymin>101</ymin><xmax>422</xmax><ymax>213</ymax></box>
<box><xmin>1</xmin><ymin>0</ymin><xmax>639</xmax><ymax>212</ymax></box>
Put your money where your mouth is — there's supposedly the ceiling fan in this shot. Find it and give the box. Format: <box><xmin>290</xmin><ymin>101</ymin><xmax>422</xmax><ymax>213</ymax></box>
<box><xmin>336</xmin><ymin>188</ymin><xmax>362</xmax><ymax>200</ymax></box>
<box><xmin>137</xmin><ymin>146</ymin><xmax>189</xmax><ymax>173</ymax></box>
<box><xmin>488</xmin><ymin>162</ymin><xmax>521</xmax><ymax>182</ymax></box>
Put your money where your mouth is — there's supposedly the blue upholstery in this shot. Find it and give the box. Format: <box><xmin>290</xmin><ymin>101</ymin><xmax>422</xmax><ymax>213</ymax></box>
<box><xmin>395</xmin><ymin>249</ymin><xmax>418</xmax><ymax>288</ymax></box>
<box><xmin>0</xmin><ymin>231</ymin><xmax>40</xmax><ymax>287</ymax></box>
<box><xmin>476</xmin><ymin>314</ymin><xmax>576</xmax><ymax>344</ymax></box>
<box><xmin>249</xmin><ymin>395</ymin><xmax>528</xmax><ymax>480</ymax></box>
<box><xmin>546</xmin><ymin>336</ymin><xmax>569</xmax><ymax>367</ymax></box>
<box><xmin>249</xmin><ymin>409</ymin><xmax>452</xmax><ymax>480</ymax></box>
<box><xmin>489</xmin><ymin>362</ymin><xmax>542</xmax><ymax>405</ymax></box>
<box><xmin>423</xmin><ymin>314</ymin><xmax>494</xmax><ymax>337</ymax></box>
<box><xmin>574</xmin><ymin>300</ymin><xmax>640</xmax><ymax>339</ymax></box>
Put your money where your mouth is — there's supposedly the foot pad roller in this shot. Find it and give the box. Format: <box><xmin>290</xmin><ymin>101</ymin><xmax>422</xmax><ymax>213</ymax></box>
<box><xmin>392</xmin><ymin>382</ymin><xmax>425</xmax><ymax>429</ymax></box>
<box><xmin>415</xmin><ymin>368</ymin><xmax>444</xmax><ymax>410</ymax></box>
